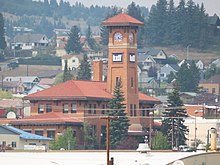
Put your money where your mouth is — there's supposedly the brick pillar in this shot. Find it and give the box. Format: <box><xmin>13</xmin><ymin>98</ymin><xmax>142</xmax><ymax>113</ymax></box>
<box><xmin>92</xmin><ymin>60</ymin><xmax>103</xmax><ymax>81</ymax></box>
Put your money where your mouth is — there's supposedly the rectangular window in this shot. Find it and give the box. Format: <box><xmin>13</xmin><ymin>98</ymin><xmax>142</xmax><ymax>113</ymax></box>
<box><xmin>142</xmin><ymin>108</ymin><xmax>145</xmax><ymax>116</ymax></box>
<box><xmin>11</xmin><ymin>142</ymin><xmax>16</xmax><ymax>148</ymax></box>
<box><xmin>101</xmin><ymin>104</ymin><xmax>105</xmax><ymax>114</ymax></box>
<box><xmin>93</xmin><ymin>104</ymin><xmax>96</xmax><ymax>114</ymax></box>
<box><xmin>130</xmin><ymin>104</ymin><xmax>133</xmax><ymax>116</ymax></box>
<box><xmin>134</xmin><ymin>104</ymin><xmax>137</xmax><ymax>116</ymax></box>
<box><xmin>88</xmin><ymin>104</ymin><xmax>92</xmax><ymax>114</ymax></box>
<box><xmin>2</xmin><ymin>141</ymin><xmax>6</xmax><ymax>147</ymax></box>
<box><xmin>46</xmin><ymin>104</ymin><xmax>52</xmax><ymax>113</ymax></box>
<box><xmin>24</xmin><ymin>130</ymin><xmax>32</xmax><ymax>133</ymax></box>
<box><xmin>112</xmin><ymin>53</ymin><xmax>122</xmax><ymax>62</ymax></box>
<box><xmin>47</xmin><ymin>130</ymin><xmax>55</xmax><ymax>139</ymax></box>
<box><xmin>63</xmin><ymin>104</ymin><xmax>69</xmax><ymax>113</ymax></box>
<box><xmin>35</xmin><ymin>130</ymin><xmax>44</xmax><ymax>136</ymax></box>
<box><xmin>116</xmin><ymin>77</ymin><xmax>119</xmax><ymax>85</ymax></box>
<box><xmin>38</xmin><ymin>104</ymin><xmax>44</xmax><ymax>113</ymax></box>
<box><xmin>71</xmin><ymin>103</ymin><xmax>77</xmax><ymax>113</ymax></box>
<box><xmin>131</xmin><ymin>77</ymin><xmax>134</xmax><ymax>87</ymax></box>
<box><xmin>212</xmin><ymin>88</ymin><xmax>216</xmax><ymax>94</ymax></box>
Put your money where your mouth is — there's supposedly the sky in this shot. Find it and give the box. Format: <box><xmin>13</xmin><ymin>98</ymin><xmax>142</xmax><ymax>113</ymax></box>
<box><xmin>65</xmin><ymin>0</ymin><xmax>220</xmax><ymax>16</ymax></box>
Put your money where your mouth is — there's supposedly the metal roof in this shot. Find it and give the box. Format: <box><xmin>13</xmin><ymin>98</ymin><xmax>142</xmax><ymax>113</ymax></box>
<box><xmin>0</xmin><ymin>125</ymin><xmax>52</xmax><ymax>140</ymax></box>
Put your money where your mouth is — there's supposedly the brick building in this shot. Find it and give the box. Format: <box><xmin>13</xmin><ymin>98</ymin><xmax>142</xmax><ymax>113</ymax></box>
<box><xmin>10</xmin><ymin>13</ymin><xmax>161</xmax><ymax>147</ymax></box>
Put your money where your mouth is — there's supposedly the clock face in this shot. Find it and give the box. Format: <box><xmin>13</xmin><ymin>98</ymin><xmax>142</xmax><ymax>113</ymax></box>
<box><xmin>114</xmin><ymin>32</ymin><xmax>123</xmax><ymax>42</ymax></box>
<box><xmin>129</xmin><ymin>33</ymin><xmax>134</xmax><ymax>43</ymax></box>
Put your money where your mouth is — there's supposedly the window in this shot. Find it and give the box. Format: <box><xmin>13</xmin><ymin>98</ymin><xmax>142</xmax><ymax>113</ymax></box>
<box><xmin>63</xmin><ymin>104</ymin><xmax>69</xmax><ymax>113</ymax></box>
<box><xmin>47</xmin><ymin>130</ymin><xmax>55</xmax><ymax>139</ymax></box>
<box><xmin>46</xmin><ymin>104</ymin><xmax>52</xmax><ymax>113</ymax></box>
<box><xmin>101</xmin><ymin>105</ymin><xmax>105</xmax><ymax>114</ymax></box>
<box><xmin>71</xmin><ymin>103</ymin><xmax>77</xmax><ymax>113</ymax></box>
<box><xmin>116</xmin><ymin>77</ymin><xmax>119</xmax><ymax>85</ymax></box>
<box><xmin>93</xmin><ymin>104</ymin><xmax>96</xmax><ymax>114</ymax></box>
<box><xmin>130</xmin><ymin>104</ymin><xmax>133</xmax><ymax>116</ymax></box>
<box><xmin>88</xmin><ymin>104</ymin><xmax>92</xmax><ymax>114</ymax></box>
<box><xmin>38</xmin><ymin>104</ymin><xmax>44</xmax><ymax>113</ymax></box>
<box><xmin>35</xmin><ymin>130</ymin><xmax>43</xmax><ymax>136</ymax></box>
<box><xmin>11</xmin><ymin>142</ymin><xmax>16</xmax><ymax>148</ymax></box>
<box><xmin>2</xmin><ymin>141</ymin><xmax>6</xmax><ymax>147</ymax></box>
<box><xmin>134</xmin><ymin>104</ymin><xmax>137</xmax><ymax>116</ymax></box>
<box><xmin>24</xmin><ymin>130</ymin><xmax>31</xmax><ymax>133</ymax></box>
<box><xmin>212</xmin><ymin>88</ymin><xmax>216</xmax><ymax>94</ymax></box>
<box><xmin>131</xmin><ymin>77</ymin><xmax>134</xmax><ymax>87</ymax></box>
<box><xmin>72</xmin><ymin>59</ymin><xmax>75</xmax><ymax>63</ymax></box>
<box><xmin>142</xmin><ymin>107</ymin><xmax>145</xmax><ymax>116</ymax></box>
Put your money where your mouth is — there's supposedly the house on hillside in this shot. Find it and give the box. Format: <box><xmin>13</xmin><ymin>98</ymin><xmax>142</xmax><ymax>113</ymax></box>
<box><xmin>178</xmin><ymin>59</ymin><xmax>204</xmax><ymax>70</ymax></box>
<box><xmin>208</xmin><ymin>14</ymin><xmax>220</xmax><ymax>35</ymax></box>
<box><xmin>1</xmin><ymin>81</ymin><xmax>25</xmax><ymax>94</ymax></box>
<box><xmin>145</xmin><ymin>48</ymin><xmax>167</xmax><ymax>62</ymax></box>
<box><xmin>158</xmin><ymin>64</ymin><xmax>180</xmax><ymax>82</ymax></box>
<box><xmin>0</xmin><ymin>125</ymin><xmax>51</xmax><ymax>150</ymax></box>
<box><xmin>199</xmin><ymin>75</ymin><xmax>220</xmax><ymax>95</ymax></box>
<box><xmin>3</xmin><ymin>76</ymin><xmax>40</xmax><ymax>93</ymax></box>
<box><xmin>61</xmin><ymin>54</ymin><xmax>83</xmax><ymax>70</ymax></box>
<box><xmin>11</xmin><ymin>34</ymin><xmax>49</xmax><ymax>50</ymax></box>
<box><xmin>137</xmin><ymin>54</ymin><xmax>156</xmax><ymax>70</ymax></box>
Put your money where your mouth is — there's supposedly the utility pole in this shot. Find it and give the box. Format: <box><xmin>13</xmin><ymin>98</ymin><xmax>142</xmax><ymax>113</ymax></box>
<box><xmin>101</xmin><ymin>116</ymin><xmax>118</xmax><ymax>165</ymax></box>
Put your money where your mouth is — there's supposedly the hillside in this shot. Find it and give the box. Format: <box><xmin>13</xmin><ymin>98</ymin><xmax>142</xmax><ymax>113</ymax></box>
<box><xmin>157</xmin><ymin>46</ymin><xmax>220</xmax><ymax>64</ymax></box>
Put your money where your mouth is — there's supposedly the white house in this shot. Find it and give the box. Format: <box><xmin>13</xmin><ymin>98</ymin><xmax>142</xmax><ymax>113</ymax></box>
<box><xmin>0</xmin><ymin>125</ymin><xmax>52</xmax><ymax>150</ymax></box>
<box><xmin>12</xmin><ymin>34</ymin><xmax>49</xmax><ymax>50</ymax></box>
<box><xmin>61</xmin><ymin>54</ymin><xmax>83</xmax><ymax>70</ymax></box>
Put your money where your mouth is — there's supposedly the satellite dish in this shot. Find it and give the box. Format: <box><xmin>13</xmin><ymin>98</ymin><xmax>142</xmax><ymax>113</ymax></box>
<box><xmin>6</xmin><ymin>111</ymin><xmax>16</xmax><ymax>119</ymax></box>
<box><xmin>173</xmin><ymin>160</ymin><xmax>184</xmax><ymax>165</ymax></box>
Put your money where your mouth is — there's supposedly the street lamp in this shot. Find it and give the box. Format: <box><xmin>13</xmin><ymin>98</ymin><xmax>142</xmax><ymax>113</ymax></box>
<box><xmin>149</xmin><ymin>111</ymin><xmax>154</xmax><ymax>148</ymax></box>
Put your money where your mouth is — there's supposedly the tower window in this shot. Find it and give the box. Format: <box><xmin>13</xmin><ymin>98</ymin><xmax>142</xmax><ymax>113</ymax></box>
<box><xmin>134</xmin><ymin>104</ymin><xmax>137</xmax><ymax>116</ymax></box>
<box><xmin>130</xmin><ymin>104</ymin><xmax>133</xmax><ymax>116</ymax></box>
<box><xmin>116</xmin><ymin>77</ymin><xmax>119</xmax><ymax>85</ymax></box>
<box><xmin>131</xmin><ymin>77</ymin><xmax>134</xmax><ymax>87</ymax></box>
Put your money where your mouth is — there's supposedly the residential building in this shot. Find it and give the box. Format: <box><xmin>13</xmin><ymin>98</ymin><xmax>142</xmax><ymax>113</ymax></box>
<box><xmin>61</xmin><ymin>54</ymin><xmax>83</xmax><ymax>70</ymax></box>
<box><xmin>199</xmin><ymin>75</ymin><xmax>220</xmax><ymax>95</ymax></box>
<box><xmin>0</xmin><ymin>125</ymin><xmax>51</xmax><ymax>150</ymax></box>
<box><xmin>3</xmin><ymin>76</ymin><xmax>40</xmax><ymax>93</ymax></box>
<box><xmin>12</xmin><ymin>34</ymin><xmax>49</xmax><ymax>50</ymax></box>
<box><xmin>158</xmin><ymin>64</ymin><xmax>180</xmax><ymax>82</ymax></box>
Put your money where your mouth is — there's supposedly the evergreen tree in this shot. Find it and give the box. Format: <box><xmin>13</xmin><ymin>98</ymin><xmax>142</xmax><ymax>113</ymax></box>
<box><xmin>83</xmin><ymin>122</ymin><xmax>97</xmax><ymax>149</ymax></box>
<box><xmin>100</xmin><ymin>7</ymin><xmax>119</xmax><ymax>46</ymax></box>
<box><xmin>65</xmin><ymin>26</ymin><xmax>82</xmax><ymax>54</ymax></box>
<box><xmin>86</xmin><ymin>25</ymin><xmax>98</xmax><ymax>51</ymax></box>
<box><xmin>108</xmin><ymin>77</ymin><xmax>130</xmax><ymax>149</ymax></box>
<box><xmin>0</xmin><ymin>13</ymin><xmax>6</xmax><ymax>50</ymax></box>
<box><xmin>146</xmin><ymin>0</ymin><xmax>168</xmax><ymax>45</ymax></box>
<box><xmin>152</xmin><ymin>131</ymin><xmax>170</xmax><ymax>150</ymax></box>
<box><xmin>127</xmin><ymin>2</ymin><xmax>145</xmax><ymax>48</ymax></box>
<box><xmin>176</xmin><ymin>61</ymin><xmax>200</xmax><ymax>92</ymax></box>
<box><xmin>63</xmin><ymin>59</ymin><xmax>73</xmax><ymax>82</ymax></box>
<box><xmin>161</xmin><ymin>84</ymin><xmax>188</xmax><ymax>149</ymax></box>
<box><xmin>77</xmin><ymin>54</ymin><xmax>91</xmax><ymax>80</ymax></box>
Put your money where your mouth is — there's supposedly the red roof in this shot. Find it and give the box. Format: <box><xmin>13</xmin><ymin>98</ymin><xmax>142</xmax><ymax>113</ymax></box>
<box><xmin>10</xmin><ymin>112</ymin><xmax>83</xmax><ymax>125</ymax></box>
<box><xmin>24</xmin><ymin>80</ymin><xmax>112</xmax><ymax>100</ymax></box>
<box><xmin>101</xmin><ymin>13</ymin><xmax>144</xmax><ymax>27</ymax></box>
<box><xmin>183</xmin><ymin>105</ymin><xmax>204</xmax><ymax>117</ymax></box>
<box><xmin>24</xmin><ymin>80</ymin><xmax>160</xmax><ymax>103</ymax></box>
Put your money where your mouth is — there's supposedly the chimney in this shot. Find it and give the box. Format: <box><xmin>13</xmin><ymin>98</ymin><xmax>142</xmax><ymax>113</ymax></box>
<box><xmin>92</xmin><ymin>60</ymin><xmax>103</xmax><ymax>81</ymax></box>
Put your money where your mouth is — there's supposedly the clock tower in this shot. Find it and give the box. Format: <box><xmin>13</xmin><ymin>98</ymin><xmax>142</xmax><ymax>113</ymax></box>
<box><xmin>102</xmin><ymin>13</ymin><xmax>144</xmax><ymax>117</ymax></box>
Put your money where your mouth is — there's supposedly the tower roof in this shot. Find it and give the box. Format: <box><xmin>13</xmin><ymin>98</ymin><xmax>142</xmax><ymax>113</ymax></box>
<box><xmin>101</xmin><ymin>13</ymin><xmax>144</xmax><ymax>27</ymax></box>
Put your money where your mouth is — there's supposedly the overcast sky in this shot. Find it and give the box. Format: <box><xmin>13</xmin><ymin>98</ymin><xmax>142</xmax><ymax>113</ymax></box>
<box><xmin>65</xmin><ymin>0</ymin><xmax>219</xmax><ymax>16</ymax></box>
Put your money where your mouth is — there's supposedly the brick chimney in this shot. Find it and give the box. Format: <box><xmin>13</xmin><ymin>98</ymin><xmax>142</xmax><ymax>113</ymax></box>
<box><xmin>92</xmin><ymin>60</ymin><xmax>103</xmax><ymax>81</ymax></box>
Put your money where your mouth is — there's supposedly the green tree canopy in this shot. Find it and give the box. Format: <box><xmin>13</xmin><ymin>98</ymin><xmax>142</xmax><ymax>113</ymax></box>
<box><xmin>0</xmin><ymin>13</ymin><xmax>6</xmax><ymax>50</ymax></box>
<box><xmin>108</xmin><ymin>77</ymin><xmax>130</xmax><ymax>149</ymax></box>
<box><xmin>176</xmin><ymin>60</ymin><xmax>200</xmax><ymax>92</ymax></box>
<box><xmin>65</xmin><ymin>26</ymin><xmax>82</xmax><ymax>54</ymax></box>
<box><xmin>77</xmin><ymin>54</ymin><xmax>91</xmax><ymax>80</ymax></box>
<box><xmin>86</xmin><ymin>25</ymin><xmax>98</xmax><ymax>51</ymax></box>
<box><xmin>63</xmin><ymin>59</ymin><xmax>74</xmax><ymax>82</ymax></box>
<box><xmin>50</xmin><ymin>127</ymin><xmax>76</xmax><ymax>150</ymax></box>
<box><xmin>152</xmin><ymin>131</ymin><xmax>170</xmax><ymax>150</ymax></box>
<box><xmin>161</xmin><ymin>84</ymin><xmax>188</xmax><ymax>149</ymax></box>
